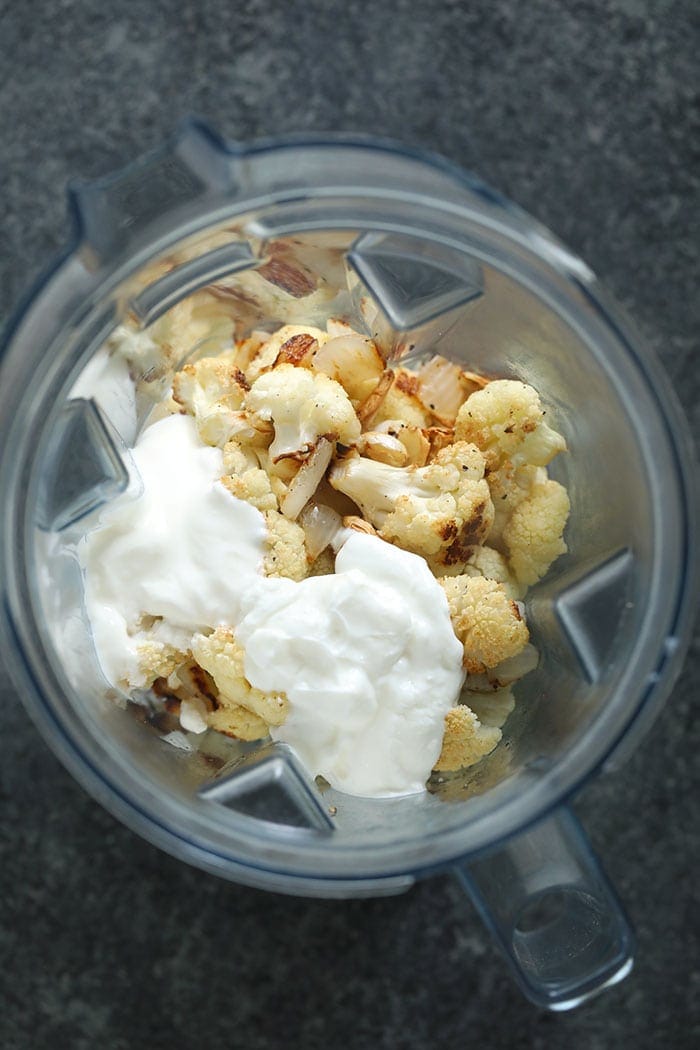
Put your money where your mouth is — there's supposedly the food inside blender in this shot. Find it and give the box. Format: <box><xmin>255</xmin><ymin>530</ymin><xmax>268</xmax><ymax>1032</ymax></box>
<box><xmin>76</xmin><ymin>287</ymin><xmax>569</xmax><ymax>799</ymax></box>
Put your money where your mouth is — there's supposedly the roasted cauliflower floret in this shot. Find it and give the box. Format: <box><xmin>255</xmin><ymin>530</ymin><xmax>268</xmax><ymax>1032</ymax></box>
<box><xmin>263</xmin><ymin>510</ymin><xmax>309</xmax><ymax>581</ymax></box>
<box><xmin>172</xmin><ymin>355</ymin><xmax>251</xmax><ymax>447</ymax></box>
<box><xmin>192</xmin><ymin>627</ymin><xmax>289</xmax><ymax>728</ymax></box>
<box><xmin>218</xmin><ymin>449</ymin><xmax>308</xmax><ymax>578</ymax></box>
<box><xmin>134</xmin><ymin>640</ymin><xmax>189</xmax><ymax>689</ymax></box>
<box><xmin>329</xmin><ymin>441</ymin><xmax>494</xmax><ymax>561</ymax></box>
<box><xmin>428</xmin><ymin>546</ymin><xmax>520</xmax><ymax>588</ymax></box>
<box><xmin>463</xmin><ymin>546</ymin><xmax>520</xmax><ymax>598</ymax></box>
<box><xmin>231</xmin><ymin>330</ymin><xmax>268</xmax><ymax>375</ymax></box>
<box><xmin>151</xmin><ymin>660</ymin><xmax>214</xmax><ymax>733</ymax></box>
<box><xmin>503</xmin><ymin>476</ymin><xmax>570</xmax><ymax>586</ymax></box>
<box><xmin>433</xmin><ymin>545</ymin><xmax>521</xmax><ymax>600</ymax></box>
<box><xmin>372</xmin><ymin>370</ymin><xmax>432</xmax><ymax>428</ymax></box>
<box><xmin>455</xmin><ymin>379</ymin><xmax>567</xmax><ymax>471</ymax></box>
<box><xmin>163</xmin><ymin>657</ymin><xmax>269</xmax><ymax>740</ymax></box>
<box><xmin>246</xmin><ymin>324</ymin><xmax>329</xmax><ymax>382</ymax></box>
<box><xmin>434</xmin><ymin>704</ymin><xmax>502</xmax><ymax>771</ymax></box>
<box><xmin>165</xmin><ymin>652</ymin><xmax>272</xmax><ymax>742</ymax></box>
<box><xmin>245</xmin><ymin>363</ymin><xmax>361</xmax><ymax>461</ymax></box>
<box><xmin>487</xmin><ymin>463</ymin><xmax>546</xmax><ymax>549</ymax></box>
<box><xmin>207</xmin><ymin>703</ymin><xmax>271</xmax><ymax>741</ymax></box>
<box><xmin>439</xmin><ymin>574</ymin><xmax>529</xmax><ymax>673</ymax></box>
<box><xmin>221</xmin><ymin>441</ymin><xmax>279</xmax><ymax>512</ymax></box>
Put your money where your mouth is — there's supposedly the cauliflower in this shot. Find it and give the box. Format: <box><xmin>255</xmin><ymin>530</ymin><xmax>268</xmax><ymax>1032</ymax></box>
<box><xmin>221</xmin><ymin>441</ymin><xmax>279</xmax><ymax>512</ymax></box>
<box><xmin>432</xmin><ymin>545</ymin><xmax>521</xmax><ymax>600</ymax></box>
<box><xmin>149</xmin><ymin>659</ymin><xmax>269</xmax><ymax>738</ymax></box>
<box><xmin>229</xmin><ymin>329</ymin><xmax>263</xmax><ymax>367</ymax></box>
<box><xmin>252</xmin><ymin>446</ymin><xmax>296</xmax><ymax>490</ymax></box>
<box><xmin>372</xmin><ymin>369</ymin><xmax>432</xmax><ymax>428</ymax></box>
<box><xmin>487</xmin><ymin>463</ymin><xmax>545</xmax><ymax>549</ymax></box>
<box><xmin>503</xmin><ymin>476</ymin><xmax>570</xmax><ymax>586</ymax></box>
<box><xmin>134</xmin><ymin>639</ymin><xmax>189</xmax><ymax>689</ymax></box>
<box><xmin>434</xmin><ymin>705</ymin><xmax>502</xmax><ymax>771</ymax></box>
<box><xmin>172</xmin><ymin>355</ymin><xmax>252</xmax><ymax>447</ymax></box>
<box><xmin>463</xmin><ymin>546</ymin><xmax>519</xmax><ymax>595</ymax></box>
<box><xmin>219</xmin><ymin>451</ymin><xmax>308</xmax><ymax>578</ymax></box>
<box><xmin>246</xmin><ymin>324</ymin><xmax>330</xmax><ymax>382</ymax></box>
<box><xmin>192</xmin><ymin>627</ymin><xmax>288</xmax><ymax>727</ymax></box>
<box><xmin>455</xmin><ymin>379</ymin><xmax>567</xmax><ymax>471</ymax></box>
<box><xmin>245</xmin><ymin>363</ymin><xmax>361</xmax><ymax>462</ymax></box>
<box><xmin>125</xmin><ymin>614</ymin><xmax>191</xmax><ymax>689</ymax></box>
<box><xmin>329</xmin><ymin>441</ymin><xmax>494</xmax><ymax>561</ymax></box>
<box><xmin>263</xmin><ymin>510</ymin><xmax>309</xmax><ymax>581</ymax></box>
<box><xmin>439</xmin><ymin>574</ymin><xmax>529</xmax><ymax>673</ymax></box>
<box><xmin>115</xmin><ymin>310</ymin><xmax>573</xmax><ymax>779</ymax></box>
<box><xmin>208</xmin><ymin>702</ymin><xmax>271</xmax><ymax>741</ymax></box>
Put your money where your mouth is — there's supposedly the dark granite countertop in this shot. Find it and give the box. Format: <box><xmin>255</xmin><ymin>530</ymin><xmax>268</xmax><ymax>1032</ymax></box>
<box><xmin>0</xmin><ymin>2</ymin><xmax>698</xmax><ymax>1047</ymax></box>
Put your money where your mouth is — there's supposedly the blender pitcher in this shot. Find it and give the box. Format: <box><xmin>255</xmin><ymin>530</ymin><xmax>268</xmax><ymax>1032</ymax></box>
<box><xmin>0</xmin><ymin>123</ymin><xmax>696</xmax><ymax>1011</ymax></box>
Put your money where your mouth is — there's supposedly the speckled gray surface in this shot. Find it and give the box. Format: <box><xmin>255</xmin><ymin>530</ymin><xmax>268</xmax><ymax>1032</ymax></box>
<box><xmin>0</xmin><ymin>1</ymin><xmax>698</xmax><ymax>1047</ymax></box>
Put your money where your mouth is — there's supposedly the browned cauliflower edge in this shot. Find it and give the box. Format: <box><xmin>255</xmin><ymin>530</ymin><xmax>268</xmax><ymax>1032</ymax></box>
<box><xmin>439</xmin><ymin>574</ymin><xmax>529</xmax><ymax>674</ymax></box>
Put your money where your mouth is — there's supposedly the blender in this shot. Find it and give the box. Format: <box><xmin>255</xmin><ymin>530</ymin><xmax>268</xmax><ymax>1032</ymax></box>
<box><xmin>0</xmin><ymin>122</ymin><xmax>696</xmax><ymax>1010</ymax></box>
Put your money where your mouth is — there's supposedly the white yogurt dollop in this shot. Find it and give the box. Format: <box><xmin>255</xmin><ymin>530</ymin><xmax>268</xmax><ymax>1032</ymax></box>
<box><xmin>238</xmin><ymin>532</ymin><xmax>465</xmax><ymax>797</ymax></box>
<box><xmin>78</xmin><ymin>413</ymin><xmax>465</xmax><ymax>797</ymax></box>
<box><xmin>78</xmin><ymin>414</ymin><xmax>266</xmax><ymax>687</ymax></box>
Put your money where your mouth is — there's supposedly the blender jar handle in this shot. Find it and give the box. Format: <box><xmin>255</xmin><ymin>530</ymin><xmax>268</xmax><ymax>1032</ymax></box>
<box><xmin>454</xmin><ymin>806</ymin><xmax>634</xmax><ymax>1010</ymax></box>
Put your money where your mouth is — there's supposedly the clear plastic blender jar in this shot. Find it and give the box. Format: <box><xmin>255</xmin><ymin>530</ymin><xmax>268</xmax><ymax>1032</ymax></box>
<box><xmin>0</xmin><ymin>123</ymin><xmax>696</xmax><ymax>1010</ymax></box>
